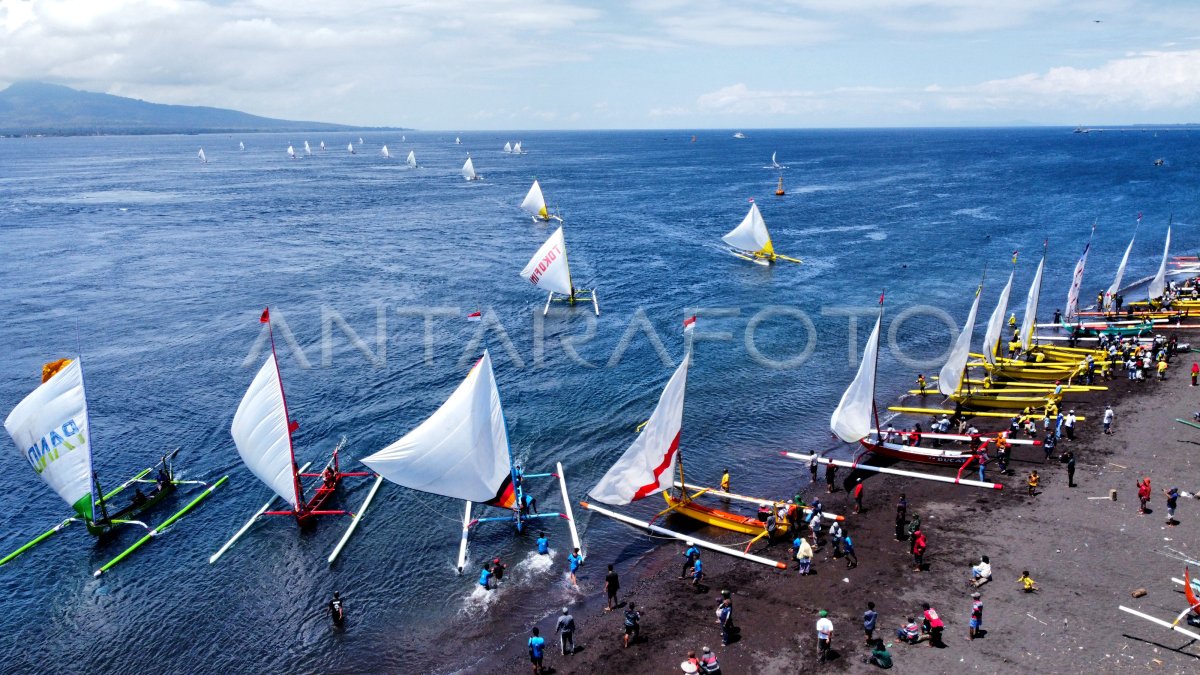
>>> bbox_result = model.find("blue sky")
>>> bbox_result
[3,0,1200,129]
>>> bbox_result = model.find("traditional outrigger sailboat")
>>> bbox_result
[513,141,525,155]
[504,142,512,153]
[462,155,481,181]
[287,145,297,160]
[406,150,418,168]
[381,145,390,159]
[2,358,227,574]
[209,309,382,565]
[347,142,356,155]
[580,353,793,568]
[198,148,208,164]
[520,226,600,316]
[721,200,801,265]
[520,180,562,223]
[304,141,312,156]
[360,350,581,573]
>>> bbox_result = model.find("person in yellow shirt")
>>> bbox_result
[1157,360,1168,380]
[720,469,730,493]
[1017,570,1039,592]
[1027,470,1039,496]
[916,374,927,396]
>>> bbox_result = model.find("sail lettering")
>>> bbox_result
[26,418,85,474]
[528,245,562,285]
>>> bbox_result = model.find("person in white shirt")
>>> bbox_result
[970,555,992,587]
[816,610,834,662]
[1103,406,1114,435]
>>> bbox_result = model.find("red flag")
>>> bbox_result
[878,290,885,305]
[683,315,697,332]
[288,420,299,434]
[747,197,754,203]
[260,308,270,323]
[1186,567,1200,610]
[466,311,482,322]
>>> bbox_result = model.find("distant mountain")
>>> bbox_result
[0,82,403,136]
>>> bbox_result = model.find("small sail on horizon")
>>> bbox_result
[358,137,364,145]
[287,145,296,159]
[504,142,512,153]
[462,155,479,181]
[406,150,417,168]
[347,142,355,155]
[455,136,461,144]
[1149,224,1172,300]
[513,141,524,154]
[381,145,390,159]
[938,285,983,395]
[1019,252,1045,351]
[239,141,245,151]
[320,141,325,151]
[589,354,690,506]
[198,148,207,163]
[361,351,514,505]
[520,180,551,221]
[981,271,1015,366]
[304,141,312,155]
[831,311,881,444]
[4,358,96,520]
[231,353,300,510]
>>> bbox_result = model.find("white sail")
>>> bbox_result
[1149,225,1171,300]
[771,151,780,168]
[231,354,298,509]
[239,141,245,151]
[4,359,95,519]
[406,150,417,168]
[361,351,513,504]
[521,226,573,296]
[590,354,689,506]
[359,137,364,145]
[721,202,773,255]
[830,314,880,443]
[287,145,296,159]
[514,141,523,154]
[504,142,512,153]
[938,287,982,395]
[198,148,207,163]
[347,142,355,154]
[520,180,549,220]
[1019,255,1044,351]
[320,141,325,151]
[455,136,461,144]
[304,141,311,155]
[381,145,390,158]
[981,271,1014,365]
[1065,240,1092,319]
[462,156,477,180]
[1106,233,1135,309]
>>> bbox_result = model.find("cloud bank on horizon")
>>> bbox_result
[3,0,1200,129]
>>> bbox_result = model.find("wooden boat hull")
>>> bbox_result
[88,481,177,536]
[861,439,972,466]
[663,492,777,536]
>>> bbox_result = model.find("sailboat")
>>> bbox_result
[358,137,364,145]
[455,136,462,144]
[2,358,227,574]
[347,142,356,155]
[768,152,786,169]
[304,141,312,156]
[360,350,581,573]
[320,141,326,151]
[198,148,208,164]
[520,226,600,316]
[406,150,418,168]
[721,200,801,265]
[1148,223,1172,302]
[462,155,481,181]
[519,180,561,223]
[579,353,791,569]
[513,141,525,155]
[239,141,245,151]
[287,145,297,160]
[504,142,512,153]
[381,145,390,159]
[1104,218,1138,311]
[209,308,381,565]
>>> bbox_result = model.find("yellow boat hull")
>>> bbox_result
[663,493,785,536]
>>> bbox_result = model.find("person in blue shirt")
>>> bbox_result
[843,532,858,569]
[567,548,583,587]
[528,626,546,674]
[691,557,705,587]
[681,541,701,578]
[536,531,550,555]
[478,563,493,590]
[522,491,539,515]
[862,601,878,643]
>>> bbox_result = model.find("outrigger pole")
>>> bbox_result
[327,474,384,565]
[1118,605,1200,641]
[210,461,311,564]
[782,452,1003,490]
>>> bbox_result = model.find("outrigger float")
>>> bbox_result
[520,225,599,316]
[361,350,582,574]
[2,358,226,575]
[210,309,381,565]
[721,199,801,266]
[1118,567,1200,643]
[582,352,806,566]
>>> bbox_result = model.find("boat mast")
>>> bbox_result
[263,308,305,512]
[78,356,103,524]
[870,292,884,441]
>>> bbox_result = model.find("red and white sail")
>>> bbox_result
[831,314,880,443]
[590,354,690,506]
[521,226,574,296]
[231,353,299,509]
[362,350,513,505]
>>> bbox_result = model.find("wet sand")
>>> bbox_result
[444,338,1200,674]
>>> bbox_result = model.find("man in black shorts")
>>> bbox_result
[623,603,641,648]
[604,565,620,611]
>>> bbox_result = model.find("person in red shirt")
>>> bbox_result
[1191,362,1198,386]
[921,602,944,647]
[1137,477,1152,514]
[912,530,927,572]
[852,478,865,514]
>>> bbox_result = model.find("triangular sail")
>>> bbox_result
[722,202,774,256]
[504,142,512,153]
[304,141,311,155]
[198,148,206,163]
[361,351,513,504]
[514,142,523,153]
[521,226,573,296]
[1106,232,1135,309]
[520,180,549,220]
[1019,255,1044,351]
[938,287,982,395]
[239,141,245,151]
[981,271,1014,366]
[287,145,296,159]
[462,157,477,180]
[406,150,417,168]
[590,354,690,506]
[347,142,354,154]
[830,314,880,443]
[1065,228,1095,319]
[1149,225,1172,300]
[231,354,299,509]
[381,145,390,158]
[4,358,95,520]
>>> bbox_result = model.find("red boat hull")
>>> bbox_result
[860,440,973,466]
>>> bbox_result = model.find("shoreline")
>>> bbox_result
[422,331,1200,674]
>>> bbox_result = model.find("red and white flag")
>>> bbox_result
[683,315,697,333]
[466,311,482,322]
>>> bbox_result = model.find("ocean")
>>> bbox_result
[0,127,1195,673]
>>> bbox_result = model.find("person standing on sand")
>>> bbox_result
[528,627,546,674]
[906,513,921,542]
[1103,405,1114,434]
[826,464,838,493]
[1164,486,1180,526]
[1063,450,1076,487]
[699,646,721,674]
[1064,410,1076,441]
[556,607,576,656]
[852,478,865,513]
[623,603,641,648]
[681,541,701,579]
[567,548,583,587]
[1137,477,1151,514]
[809,511,823,548]
[794,535,814,575]
[1027,471,1039,496]
[1191,362,1198,386]
[863,602,878,643]
[977,447,989,482]
[716,598,733,646]
[912,530,927,571]
[967,593,983,641]
[816,610,834,662]
[691,557,705,588]
[843,531,858,569]
[895,494,908,541]
[604,565,620,611]
[830,520,844,558]
[809,455,819,484]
